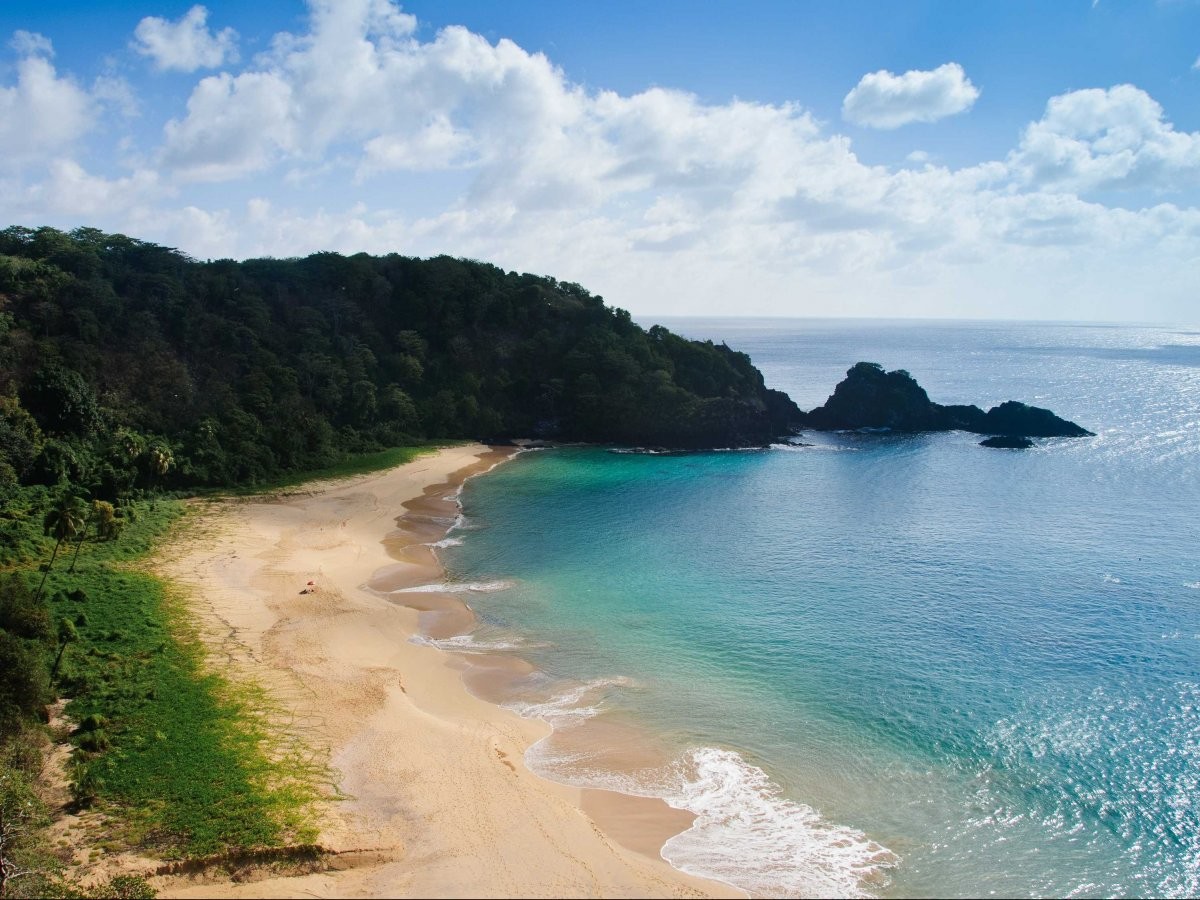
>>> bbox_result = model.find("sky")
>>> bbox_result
[1,1,1199,323]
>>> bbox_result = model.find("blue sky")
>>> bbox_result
[2,1,1198,322]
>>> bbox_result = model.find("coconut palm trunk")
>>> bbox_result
[37,495,87,603]
[67,521,89,573]
[33,535,65,605]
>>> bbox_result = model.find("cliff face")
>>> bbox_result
[803,363,1093,438]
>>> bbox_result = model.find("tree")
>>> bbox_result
[67,500,116,573]
[66,509,90,575]
[0,634,50,746]
[145,443,173,490]
[35,494,86,603]
[0,763,46,899]
[17,364,100,438]
[0,576,50,642]
[93,500,119,541]
[49,618,77,682]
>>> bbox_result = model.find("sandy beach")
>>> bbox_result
[150,443,738,899]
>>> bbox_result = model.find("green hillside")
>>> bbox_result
[0,225,800,498]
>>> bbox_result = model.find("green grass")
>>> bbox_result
[1,443,452,859]
[0,484,53,568]
[37,501,323,857]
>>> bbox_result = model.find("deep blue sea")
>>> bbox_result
[436,319,1200,898]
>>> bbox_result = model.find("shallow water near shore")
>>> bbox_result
[437,319,1200,898]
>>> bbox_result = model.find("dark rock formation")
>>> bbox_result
[979,401,1090,437]
[803,362,1093,438]
[980,435,1035,449]
[804,363,942,431]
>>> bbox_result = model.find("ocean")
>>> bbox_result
[432,319,1200,897]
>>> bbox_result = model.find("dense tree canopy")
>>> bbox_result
[0,226,800,497]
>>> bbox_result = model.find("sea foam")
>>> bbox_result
[504,677,636,728]
[661,748,897,899]
[390,580,514,594]
[510,678,897,898]
[410,633,526,653]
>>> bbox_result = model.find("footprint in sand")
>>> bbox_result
[495,748,516,772]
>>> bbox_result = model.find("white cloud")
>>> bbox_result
[10,30,53,57]
[842,63,980,129]
[359,116,474,175]
[4,2,1200,323]
[113,4,1200,320]
[18,159,163,216]
[0,34,95,164]
[92,75,139,118]
[1010,84,1200,192]
[133,5,238,72]
[162,71,294,180]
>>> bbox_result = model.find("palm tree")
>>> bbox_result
[67,506,91,575]
[50,617,78,681]
[147,444,173,492]
[36,494,87,603]
[67,500,115,573]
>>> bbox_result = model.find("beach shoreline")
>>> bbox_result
[151,443,738,899]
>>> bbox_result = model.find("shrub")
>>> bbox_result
[0,632,50,728]
[96,874,157,898]
[77,729,110,753]
[78,713,106,732]
[69,762,103,806]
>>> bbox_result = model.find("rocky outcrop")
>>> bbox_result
[979,435,1035,449]
[979,401,1091,437]
[802,362,1093,438]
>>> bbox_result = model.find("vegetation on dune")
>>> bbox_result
[0,495,334,896]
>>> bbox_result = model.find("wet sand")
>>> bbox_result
[152,443,739,898]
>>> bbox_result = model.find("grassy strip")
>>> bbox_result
[7,443,446,861]
[41,501,321,858]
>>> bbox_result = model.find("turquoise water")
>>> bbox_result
[435,320,1200,898]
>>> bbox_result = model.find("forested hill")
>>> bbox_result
[0,226,801,493]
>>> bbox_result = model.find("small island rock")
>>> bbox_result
[980,435,1035,449]
[802,362,1093,438]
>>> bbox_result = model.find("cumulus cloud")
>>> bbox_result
[0,33,95,164]
[158,0,833,221]
[162,71,294,180]
[842,63,980,129]
[10,30,53,57]
[359,116,475,175]
[1009,84,1200,192]
[4,1,1200,323]
[17,159,163,216]
[111,4,1200,319]
[133,5,238,72]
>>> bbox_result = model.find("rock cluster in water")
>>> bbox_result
[979,435,1035,449]
[801,362,1093,438]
